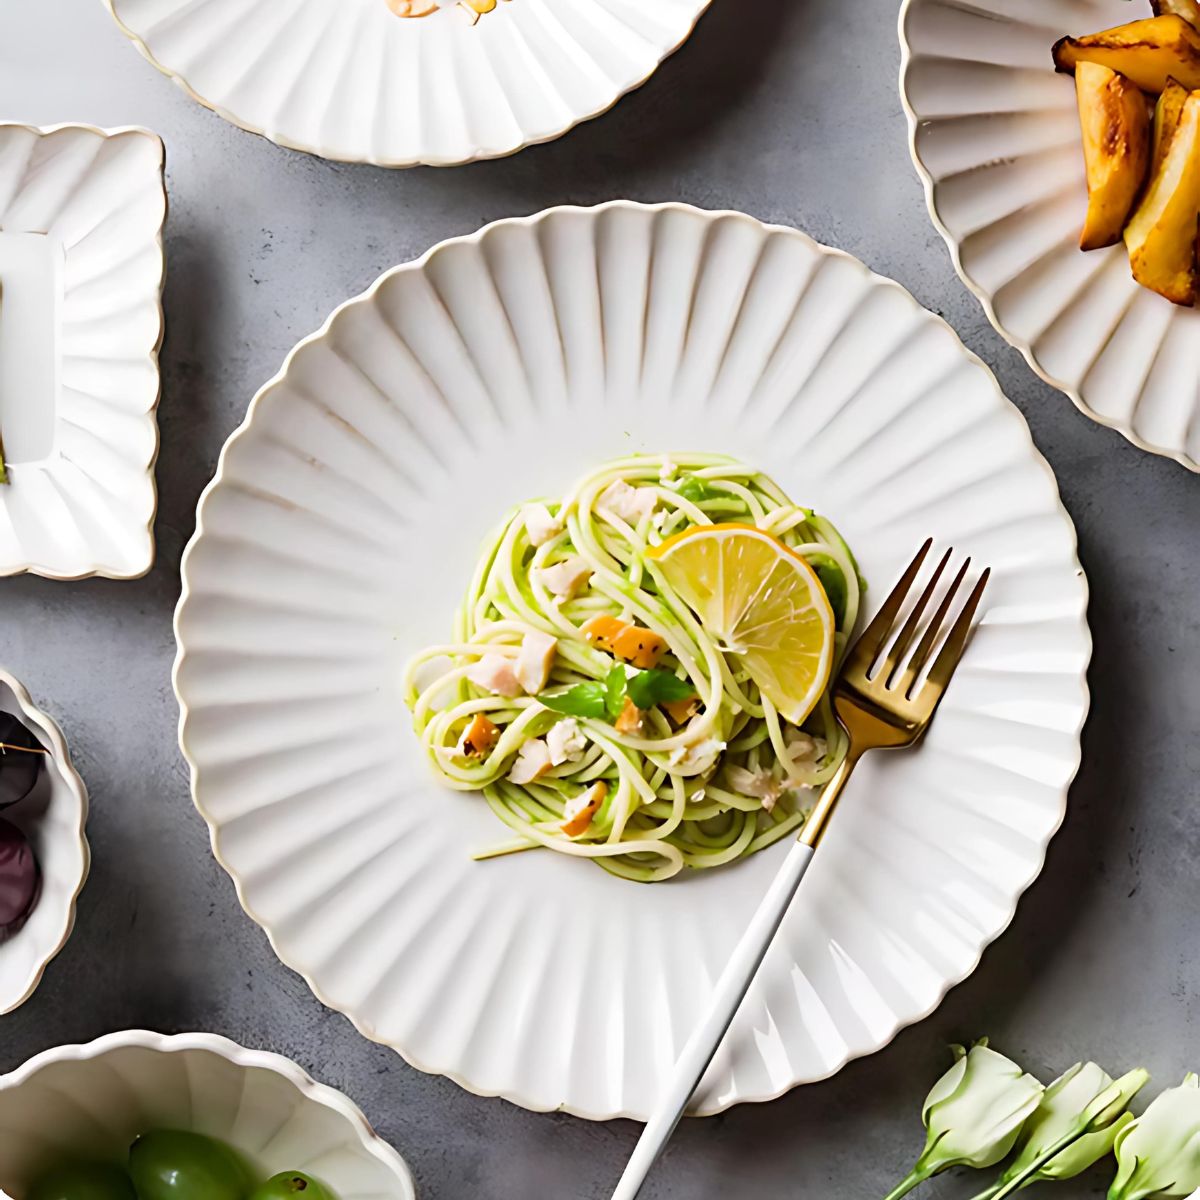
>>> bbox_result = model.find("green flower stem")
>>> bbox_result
[985,1125,1088,1200]
[964,1182,1007,1200]
[881,1165,935,1200]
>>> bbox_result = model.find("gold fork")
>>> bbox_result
[611,539,990,1200]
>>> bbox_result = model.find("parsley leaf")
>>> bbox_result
[539,683,607,720]
[626,668,695,709]
[604,665,628,721]
[542,666,695,722]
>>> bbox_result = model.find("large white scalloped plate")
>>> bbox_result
[103,0,712,168]
[0,1030,415,1198]
[174,202,1090,1120]
[900,0,1200,472]
[0,123,165,579]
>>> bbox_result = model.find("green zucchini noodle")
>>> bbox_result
[402,453,865,883]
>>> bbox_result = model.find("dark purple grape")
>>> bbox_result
[0,711,45,810]
[0,817,38,929]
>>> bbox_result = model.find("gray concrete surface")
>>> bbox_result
[2,1,1198,1197]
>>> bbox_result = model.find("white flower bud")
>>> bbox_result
[1110,1075,1200,1200]
[998,1062,1140,1186]
[885,1041,1043,1200]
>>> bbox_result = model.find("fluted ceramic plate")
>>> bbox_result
[103,0,712,168]
[0,123,165,579]
[0,667,90,1015]
[901,0,1200,471]
[0,1030,414,1197]
[174,202,1090,1120]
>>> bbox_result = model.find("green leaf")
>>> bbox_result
[626,667,695,709]
[539,683,607,720]
[675,475,716,503]
[604,665,628,721]
[816,563,847,627]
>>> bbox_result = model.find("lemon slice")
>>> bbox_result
[647,523,836,724]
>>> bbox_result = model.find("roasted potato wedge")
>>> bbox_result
[1076,62,1151,249]
[1152,77,1190,174]
[1053,15,1200,94]
[1125,91,1200,304]
[1152,0,1200,29]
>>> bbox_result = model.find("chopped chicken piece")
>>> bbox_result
[466,653,522,698]
[534,557,592,600]
[546,718,587,766]
[668,737,726,770]
[725,765,786,812]
[597,478,658,525]
[508,738,553,785]
[523,503,563,547]
[614,697,645,734]
[659,457,678,482]
[785,730,826,764]
[560,781,607,837]
[516,629,557,694]
[456,713,500,759]
[662,696,701,725]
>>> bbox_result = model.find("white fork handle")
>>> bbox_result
[611,838,816,1200]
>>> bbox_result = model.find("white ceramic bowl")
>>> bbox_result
[900,0,1200,472]
[0,1030,416,1198]
[0,667,89,1015]
[174,202,1090,1120]
[103,0,712,168]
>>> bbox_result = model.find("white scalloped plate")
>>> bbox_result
[174,202,1090,1120]
[0,667,90,1015]
[900,0,1200,472]
[0,1030,415,1198]
[0,123,165,579]
[102,0,712,168]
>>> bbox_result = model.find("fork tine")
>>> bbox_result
[844,538,932,675]
[883,547,952,687]
[920,567,991,704]
[896,556,970,697]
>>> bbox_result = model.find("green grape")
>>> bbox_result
[248,1172,337,1200]
[128,1131,250,1200]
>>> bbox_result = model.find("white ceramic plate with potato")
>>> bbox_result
[900,0,1200,472]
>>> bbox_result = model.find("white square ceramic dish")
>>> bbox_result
[0,123,165,579]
